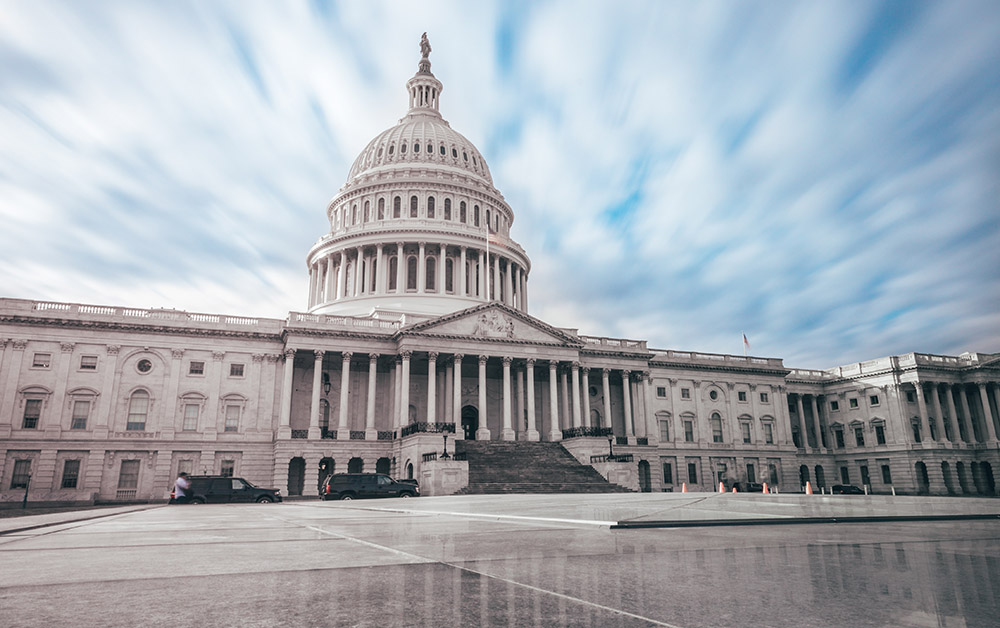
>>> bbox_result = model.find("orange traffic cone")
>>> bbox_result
[718,481,725,493]
[762,482,768,494]
[805,481,813,495]
[732,486,737,493]
[681,483,688,493]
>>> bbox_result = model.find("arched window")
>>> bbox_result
[427,197,435,218]
[388,256,398,291]
[369,258,377,292]
[460,201,467,223]
[452,147,458,158]
[444,198,452,220]
[426,143,432,154]
[393,196,401,218]
[439,145,446,156]
[426,257,436,291]
[463,151,468,161]
[406,256,417,290]
[352,204,358,225]
[410,196,418,218]
[127,390,149,431]
[445,258,454,292]
[344,262,353,296]
[377,197,385,220]
[710,412,723,443]
[388,144,394,155]
[363,200,370,222]
[400,141,407,154]
[474,205,480,227]
[414,142,420,153]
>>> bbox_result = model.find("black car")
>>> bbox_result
[172,476,282,504]
[321,473,419,500]
[831,484,865,495]
[733,482,764,493]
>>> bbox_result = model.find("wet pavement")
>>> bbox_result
[0,494,998,627]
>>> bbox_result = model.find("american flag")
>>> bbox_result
[743,332,750,352]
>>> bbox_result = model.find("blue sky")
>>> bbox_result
[1,1,998,368]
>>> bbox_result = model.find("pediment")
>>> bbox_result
[400,303,580,346]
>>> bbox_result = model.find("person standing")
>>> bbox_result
[173,472,191,504]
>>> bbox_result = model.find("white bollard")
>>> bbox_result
[864,485,869,495]
[891,486,896,496]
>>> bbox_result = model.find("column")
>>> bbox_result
[278,349,295,438]
[559,367,570,430]
[492,254,500,302]
[426,352,438,423]
[946,384,963,442]
[444,360,453,426]
[958,385,976,441]
[602,369,612,432]
[327,254,337,300]
[400,351,412,428]
[571,362,582,429]
[504,260,514,306]
[929,383,947,441]
[337,352,352,437]
[978,383,998,442]
[322,257,330,302]
[164,349,184,434]
[633,376,647,439]
[396,242,405,293]
[622,370,634,439]
[795,394,809,448]
[336,253,345,299]
[477,355,490,440]
[308,350,324,439]
[548,361,560,441]
[809,395,822,449]
[643,373,656,444]
[459,247,468,296]
[502,357,514,440]
[525,359,539,441]
[354,247,363,297]
[776,386,793,446]
[515,365,525,436]
[452,355,464,434]
[521,269,528,312]
[393,356,402,430]
[307,265,316,308]
[914,383,932,443]
[581,368,592,428]
[478,249,486,300]
[375,244,385,295]
[438,245,446,294]
[366,353,378,439]
[418,242,426,293]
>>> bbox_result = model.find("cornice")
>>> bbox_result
[1,315,283,342]
[650,359,790,378]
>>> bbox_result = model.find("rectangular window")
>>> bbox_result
[716,463,727,486]
[869,395,880,406]
[61,459,81,489]
[656,386,667,398]
[220,460,235,478]
[31,353,51,368]
[840,466,850,485]
[860,465,871,486]
[906,391,915,403]
[835,430,845,448]
[849,398,859,409]
[681,388,690,399]
[830,400,840,412]
[11,460,31,489]
[763,423,774,444]
[183,404,199,431]
[659,420,670,442]
[912,423,921,443]
[881,464,892,484]
[71,400,90,430]
[759,392,769,403]
[80,355,98,370]
[738,391,747,402]
[117,460,140,489]
[126,395,148,431]
[22,399,41,429]
[854,427,865,447]
[746,464,756,484]
[178,459,193,475]
[711,416,723,443]
[224,405,240,432]
[189,361,205,375]
[741,422,752,443]
[683,420,694,442]
[662,463,673,484]
[875,425,886,445]
[687,462,698,484]
[229,363,244,378]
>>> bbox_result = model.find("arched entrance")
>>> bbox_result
[287,457,305,496]
[956,461,971,494]
[638,460,651,492]
[814,465,825,490]
[941,461,954,495]
[318,457,335,494]
[406,461,414,479]
[348,457,364,473]
[376,457,391,475]
[799,465,810,488]
[915,461,930,494]
[461,405,479,440]
[982,462,996,495]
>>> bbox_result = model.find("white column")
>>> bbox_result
[622,370,634,439]
[452,354,464,432]
[438,245,446,294]
[309,350,324,439]
[502,357,514,440]
[515,365,525,437]
[308,265,316,307]
[504,260,514,306]
[418,242,426,293]
[914,383,932,443]
[946,385,963,442]
[929,383,946,441]
[366,353,378,439]
[548,361,560,441]
[571,362,582,429]
[459,247,468,296]
[326,255,337,301]
[602,369,612,432]
[400,351,411,428]
[392,356,401,429]
[643,372,656,444]
[492,254,500,302]
[396,242,405,293]
[478,250,486,300]
[526,359,539,441]
[278,349,295,438]
[809,395,822,449]
[426,352,438,423]
[979,383,998,442]
[582,367,591,428]
[477,355,491,440]
[375,244,384,295]
[336,254,345,299]
[354,247,363,297]
[338,351,352,437]
[521,269,528,312]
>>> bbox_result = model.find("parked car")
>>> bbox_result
[831,484,865,495]
[733,482,764,493]
[171,476,282,504]
[321,473,419,500]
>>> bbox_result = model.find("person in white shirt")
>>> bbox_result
[173,472,191,504]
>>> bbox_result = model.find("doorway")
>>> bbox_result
[638,460,651,492]
[287,457,305,496]
[462,405,479,440]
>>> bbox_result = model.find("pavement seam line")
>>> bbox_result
[271,514,683,628]
[301,503,617,527]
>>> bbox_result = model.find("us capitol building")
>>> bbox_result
[2,38,998,504]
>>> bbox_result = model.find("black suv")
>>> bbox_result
[321,473,419,500]
[173,476,282,504]
[831,484,865,495]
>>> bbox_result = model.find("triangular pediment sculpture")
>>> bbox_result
[400,303,580,346]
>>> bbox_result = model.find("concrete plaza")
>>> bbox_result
[1,493,998,627]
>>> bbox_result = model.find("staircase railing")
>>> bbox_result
[562,426,613,439]
[590,453,634,463]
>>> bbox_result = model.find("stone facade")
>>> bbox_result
[1,39,997,504]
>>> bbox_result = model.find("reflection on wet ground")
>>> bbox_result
[0,501,998,627]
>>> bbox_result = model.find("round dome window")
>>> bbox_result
[137,359,153,374]
[452,148,457,158]
[709,390,718,400]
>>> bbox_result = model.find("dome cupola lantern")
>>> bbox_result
[305,35,531,322]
